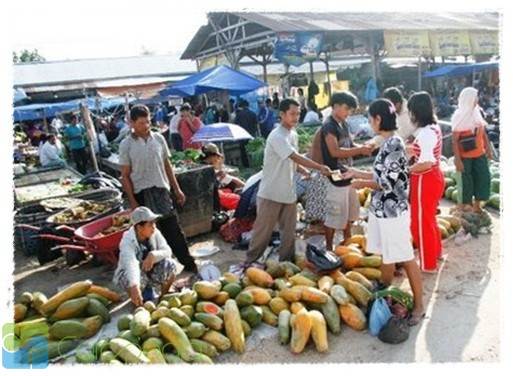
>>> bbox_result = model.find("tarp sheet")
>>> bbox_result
[13,97,132,122]
[160,65,266,97]
[424,61,499,78]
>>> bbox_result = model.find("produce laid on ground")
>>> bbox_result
[13,280,121,361]
[41,234,415,365]
[442,158,500,210]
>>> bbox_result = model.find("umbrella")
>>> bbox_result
[191,123,254,143]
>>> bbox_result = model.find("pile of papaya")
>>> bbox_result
[13,280,120,361]
[16,233,413,363]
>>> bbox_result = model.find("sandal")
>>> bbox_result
[407,312,426,326]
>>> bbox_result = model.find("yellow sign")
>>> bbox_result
[198,54,230,71]
[384,30,431,57]
[469,30,499,55]
[430,31,472,56]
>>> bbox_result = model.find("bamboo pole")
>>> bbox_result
[79,102,99,173]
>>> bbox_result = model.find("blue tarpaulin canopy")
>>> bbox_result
[424,61,499,78]
[13,88,28,104]
[13,97,131,122]
[160,65,267,97]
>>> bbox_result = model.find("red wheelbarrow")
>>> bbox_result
[38,209,132,267]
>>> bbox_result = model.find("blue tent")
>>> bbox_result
[13,88,28,104]
[160,65,267,97]
[424,61,499,78]
[13,97,131,122]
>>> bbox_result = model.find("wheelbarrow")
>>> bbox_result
[36,209,132,267]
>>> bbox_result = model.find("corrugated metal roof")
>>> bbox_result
[233,12,499,32]
[13,54,197,87]
[182,12,499,59]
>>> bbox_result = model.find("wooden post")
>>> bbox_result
[79,102,100,173]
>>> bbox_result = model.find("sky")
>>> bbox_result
[9,1,209,61]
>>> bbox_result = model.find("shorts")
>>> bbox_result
[116,258,176,291]
[367,211,414,264]
[324,184,360,230]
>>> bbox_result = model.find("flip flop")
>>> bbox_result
[407,312,426,326]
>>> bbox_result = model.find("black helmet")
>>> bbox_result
[305,243,342,273]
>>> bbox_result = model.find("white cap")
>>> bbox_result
[131,206,160,225]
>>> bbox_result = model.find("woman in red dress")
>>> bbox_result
[407,92,445,273]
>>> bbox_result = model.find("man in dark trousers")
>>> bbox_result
[235,99,258,167]
[119,105,198,274]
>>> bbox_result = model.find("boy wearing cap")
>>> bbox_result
[113,207,177,306]
[201,143,245,191]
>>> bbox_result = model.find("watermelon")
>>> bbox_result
[445,186,456,200]
[488,194,500,210]
[451,190,459,203]
[444,178,456,188]
[491,179,500,194]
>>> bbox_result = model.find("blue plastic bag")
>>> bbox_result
[369,297,393,336]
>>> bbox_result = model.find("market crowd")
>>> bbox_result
[14,83,495,325]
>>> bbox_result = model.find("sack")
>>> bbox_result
[305,243,342,273]
[369,298,393,336]
[459,130,477,152]
[378,317,410,344]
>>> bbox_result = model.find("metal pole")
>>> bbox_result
[324,53,331,99]
[417,56,422,91]
[79,102,100,173]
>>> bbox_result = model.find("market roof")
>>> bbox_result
[13,54,197,88]
[231,12,499,32]
[182,12,499,60]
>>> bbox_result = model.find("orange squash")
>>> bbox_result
[300,287,329,304]
[279,288,302,303]
[317,276,334,294]
[339,303,367,331]
[308,310,328,352]
[88,285,121,302]
[243,286,272,305]
[342,252,364,269]
[334,245,361,257]
[246,267,274,288]
[290,309,312,354]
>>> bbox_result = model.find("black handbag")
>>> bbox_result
[305,243,342,273]
[459,129,478,152]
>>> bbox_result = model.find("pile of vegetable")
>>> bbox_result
[246,137,265,168]
[442,158,500,210]
[14,280,120,361]
[51,201,110,224]
[56,234,413,365]
[169,149,202,169]
[99,214,131,236]
[296,127,317,154]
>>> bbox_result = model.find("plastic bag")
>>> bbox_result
[369,297,393,336]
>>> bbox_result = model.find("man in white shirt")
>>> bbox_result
[383,87,416,140]
[303,102,321,124]
[168,107,183,151]
[39,134,65,167]
[244,99,331,266]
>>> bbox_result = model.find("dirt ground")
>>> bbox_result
[12,200,501,363]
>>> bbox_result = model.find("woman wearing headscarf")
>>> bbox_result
[406,92,445,273]
[451,87,492,213]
